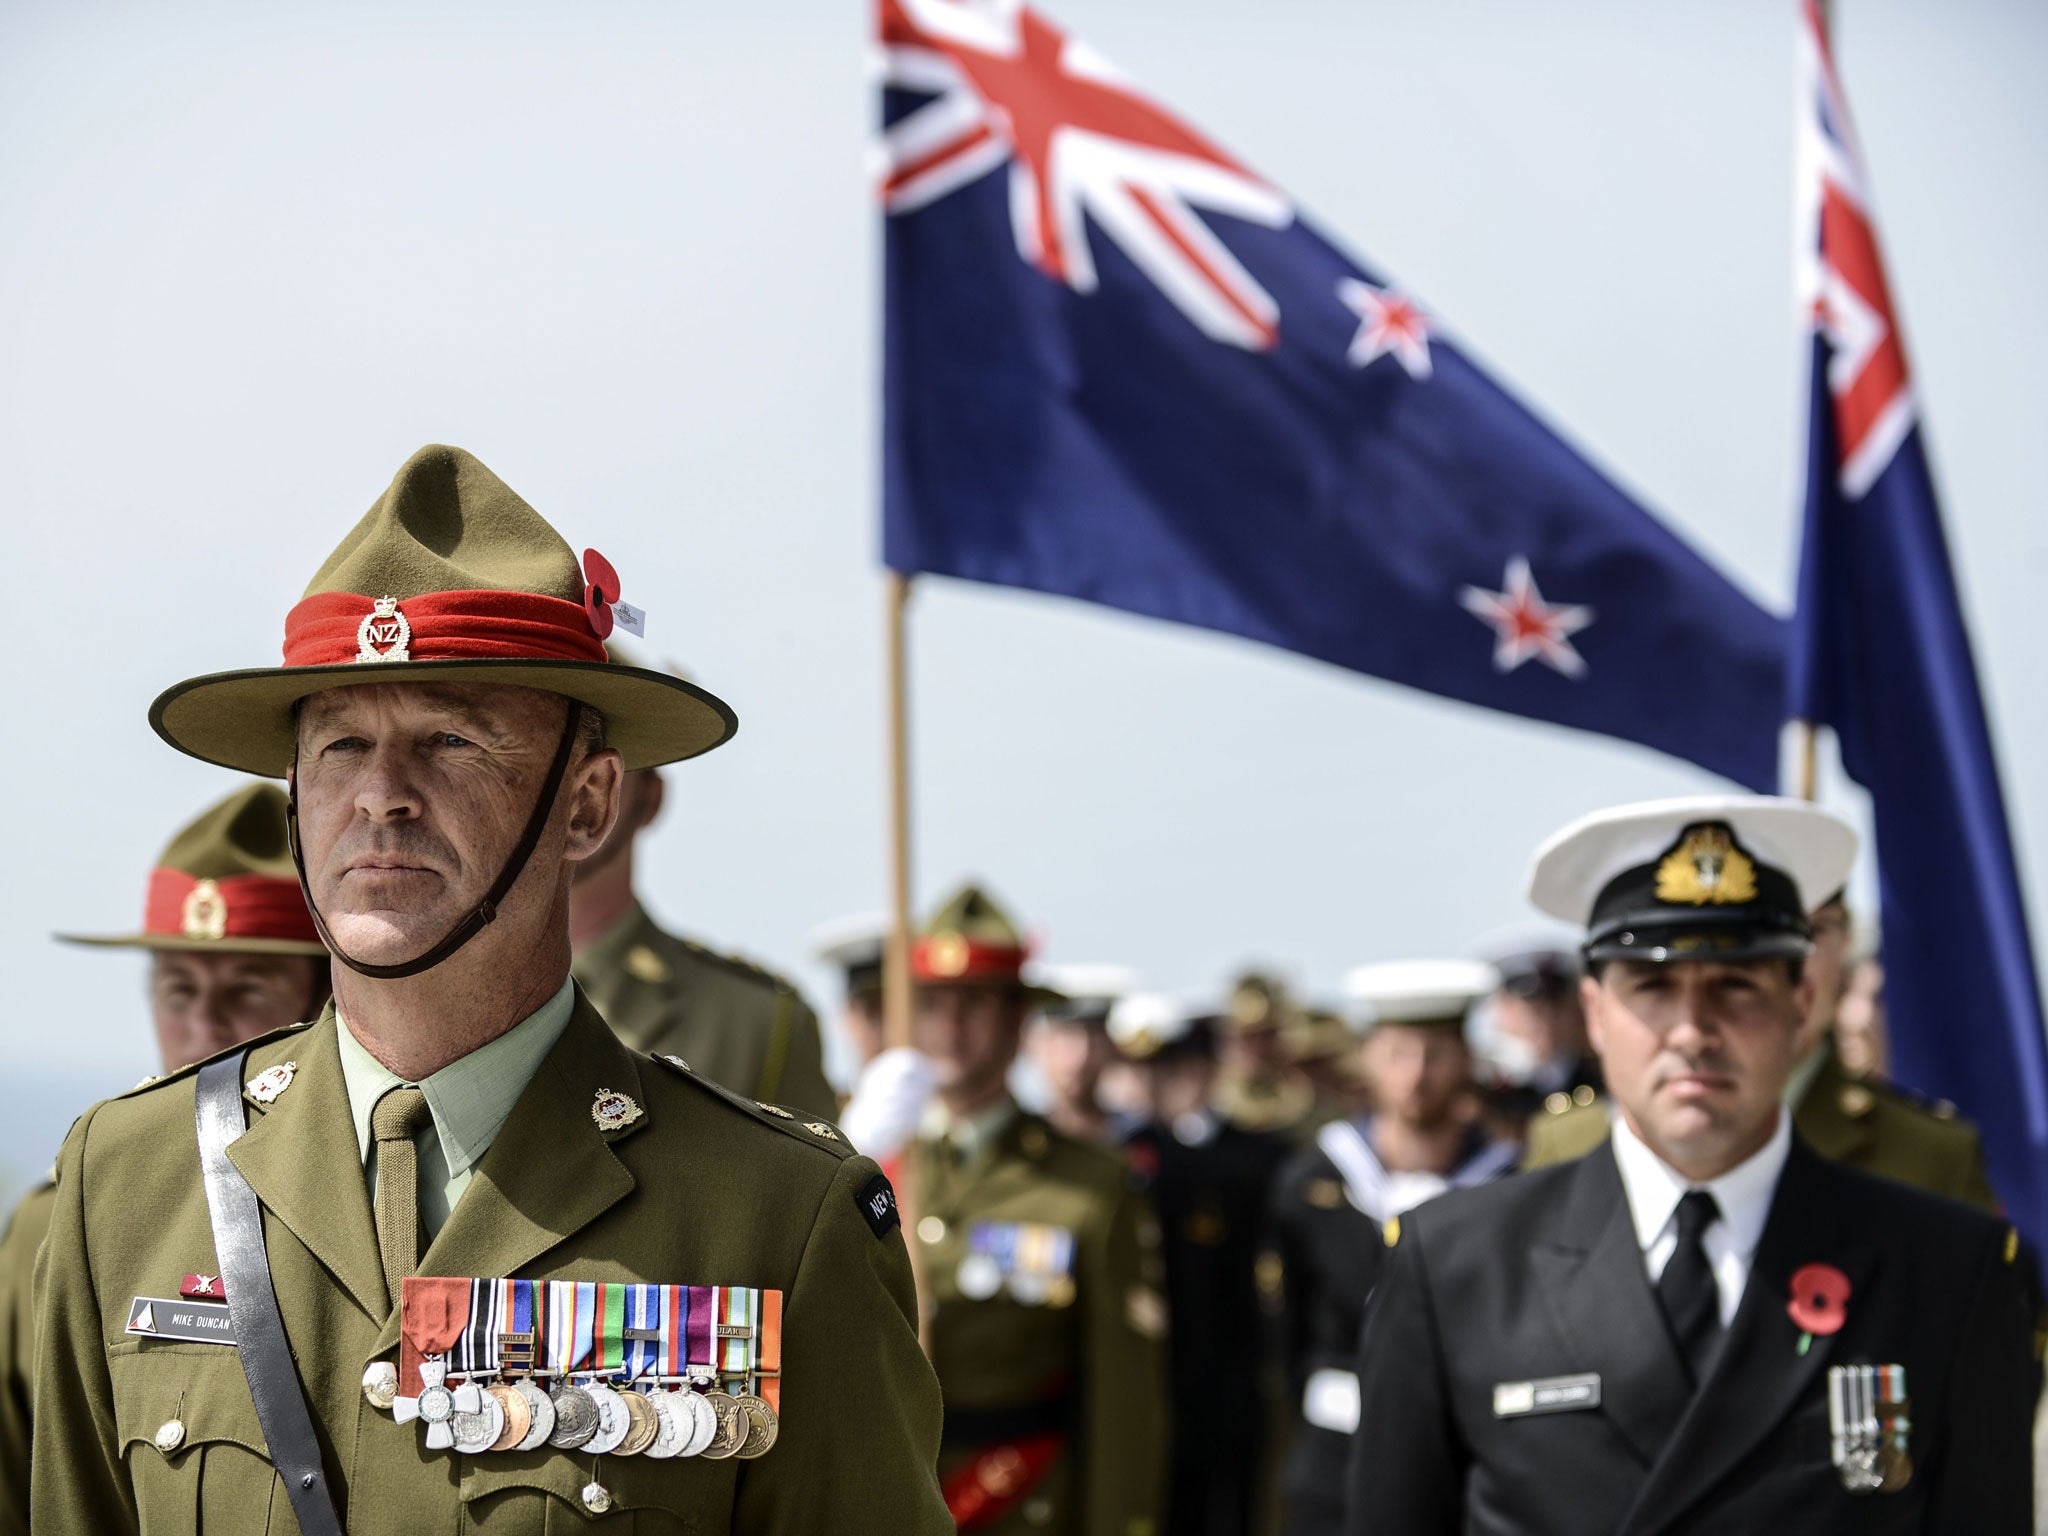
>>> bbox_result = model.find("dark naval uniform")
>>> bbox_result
[1347,1137,2038,1534]
[910,1107,1168,1536]
[0,1181,53,1536]
[576,900,837,1122]
[1522,1044,1998,1211]
[1121,1111,1290,1536]
[1264,1120,1514,1536]
[31,999,948,1534]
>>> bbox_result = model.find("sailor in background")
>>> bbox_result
[1346,796,2039,1535]
[1110,993,1291,1536]
[1262,959,1513,1536]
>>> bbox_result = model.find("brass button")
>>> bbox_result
[1544,1092,1571,1116]
[1572,1084,1597,1108]
[153,1419,186,1453]
[361,1361,398,1411]
[917,1216,947,1245]
[581,1481,613,1514]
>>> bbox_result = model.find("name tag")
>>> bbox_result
[1493,1372,1600,1417]
[127,1296,238,1346]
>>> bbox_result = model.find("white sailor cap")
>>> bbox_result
[1343,959,1500,1030]
[1528,795,1858,963]
[1106,991,1215,1060]
[1036,963,1143,1025]
[807,911,890,991]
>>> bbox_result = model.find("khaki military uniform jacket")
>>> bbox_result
[0,1180,54,1536]
[575,903,836,1123]
[31,994,949,1535]
[910,1110,1167,1536]
[1521,1046,1999,1210]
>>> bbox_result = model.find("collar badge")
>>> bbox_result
[247,1061,297,1104]
[591,1088,644,1132]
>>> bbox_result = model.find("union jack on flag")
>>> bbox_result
[879,0,1788,791]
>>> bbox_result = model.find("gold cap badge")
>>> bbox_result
[181,879,228,941]
[1654,825,1760,907]
[926,932,970,977]
[354,595,411,663]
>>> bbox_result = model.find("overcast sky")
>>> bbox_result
[2,0,2043,1187]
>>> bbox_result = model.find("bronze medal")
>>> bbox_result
[732,1393,779,1460]
[697,1391,748,1460]
[616,1387,660,1457]
[547,1382,599,1450]
[486,1384,531,1451]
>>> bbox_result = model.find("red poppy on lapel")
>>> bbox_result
[1787,1262,1851,1335]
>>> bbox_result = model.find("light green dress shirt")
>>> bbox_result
[336,978,577,1238]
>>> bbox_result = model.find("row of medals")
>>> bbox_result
[374,1360,778,1461]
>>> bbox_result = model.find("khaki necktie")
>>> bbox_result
[371,1086,433,1313]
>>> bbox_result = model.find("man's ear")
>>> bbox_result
[564,748,625,864]
[1580,974,1608,1058]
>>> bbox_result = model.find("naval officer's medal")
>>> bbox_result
[1830,1363,1911,1494]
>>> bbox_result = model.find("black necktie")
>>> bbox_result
[1657,1189,1723,1384]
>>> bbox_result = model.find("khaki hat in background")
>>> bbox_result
[150,444,737,776]
[912,882,1066,1006]
[57,783,327,956]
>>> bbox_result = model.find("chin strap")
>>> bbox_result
[287,702,585,980]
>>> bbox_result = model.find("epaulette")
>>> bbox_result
[108,1020,316,1101]
[1853,1075,1965,1127]
[678,938,799,995]
[644,1051,853,1158]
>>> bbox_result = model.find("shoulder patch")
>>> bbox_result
[856,1170,901,1239]
[644,1051,854,1158]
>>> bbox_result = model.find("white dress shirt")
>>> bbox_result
[1610,1109,1792,1326]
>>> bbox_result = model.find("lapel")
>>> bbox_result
[1792,1048,1871,1165]
[371,994,650,1355]
[914,1109,1047,1219]
[1530,1146,1695,1467]
[1618,1138,1878,1536]
[225,1012,390,1324]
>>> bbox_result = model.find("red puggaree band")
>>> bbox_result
[145,869,321,944]
[282,590,607,667]
[910,937,1030,985]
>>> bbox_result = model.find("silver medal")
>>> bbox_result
[956,1252,1002,1300]
[583,1382,632,1456]
[513,1378,555,1452]
[640,1388,684,1460]
[451,1391,505,1455]
[676,1387,718,1457]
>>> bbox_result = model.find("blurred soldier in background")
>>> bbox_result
[1280,1004,1372,1128]
[570,759,837,1119]
[1524,891,1997,1208]
[1262,960,1514,1536]
[906,884,1167,1536]
[1215,971,1315,1138]
[1109,993,1290,1536]
[812,910,889,1077]
[1834,948,1889,1081]
[1028,964,1140,1145]
[1473,940,1601,1137]
[1,783,329,1536]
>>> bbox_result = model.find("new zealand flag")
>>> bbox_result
[879,0,1785,789]
[1788,1,2048,1249]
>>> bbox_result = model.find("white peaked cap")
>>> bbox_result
[1528,795,1858,926]
[1343,959,1501,1025]
[1037,963,1144,1007]
[808,911,890,969]
[1106,991,1198,1056]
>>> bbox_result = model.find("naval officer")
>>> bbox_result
[31,445,949,1534]
[1,782,329,1536]
[1345,796,2038,1534]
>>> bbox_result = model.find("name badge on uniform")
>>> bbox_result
[1492,1372,1601,1417]
[1829,1363,1911,1494]
[126,1295,238,1346]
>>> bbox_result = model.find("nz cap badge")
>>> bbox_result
[355,595,412,664]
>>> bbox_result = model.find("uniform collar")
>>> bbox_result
[1610,1105,1791,1259]
[920,1094,1020,1163]
[572,896,656,972]
[336,976,577,1178]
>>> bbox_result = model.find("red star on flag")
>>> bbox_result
[1336,277,1433,379]
[1458,558,1594,678]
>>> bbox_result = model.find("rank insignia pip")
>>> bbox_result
[591,1088,644,1132]
[247,1061,297,1104]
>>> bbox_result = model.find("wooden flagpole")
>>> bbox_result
[1793,721,1818,803]
[884,571,916,1052]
